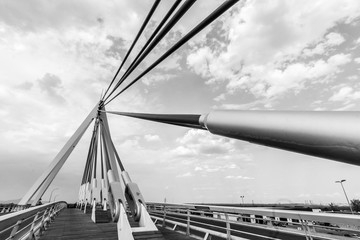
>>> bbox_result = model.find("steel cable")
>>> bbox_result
[105,0,239,105]
[102,0,161,100]
[104,0,195,102]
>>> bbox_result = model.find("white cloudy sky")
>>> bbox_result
[1,0,360,205]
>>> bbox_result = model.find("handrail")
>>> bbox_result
[147,202,360,239]
[0,201,67,240]
[152,215,248,240]
[0,204,31,214]
[148,202,360,227]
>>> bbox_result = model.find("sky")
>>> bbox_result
[0,0,360,206]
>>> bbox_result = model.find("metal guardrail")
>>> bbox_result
[0,204,31,215]
[0,201,67,240]
[147,203,360,240]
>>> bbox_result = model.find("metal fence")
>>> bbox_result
[0,204,32,215]
[0,202,67,240]
[147,203,360,240]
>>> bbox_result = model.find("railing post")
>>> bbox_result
[9,219,22,240]
[300,219,313,240]
[44,206,54,228]
[162,206,167,227]
[54,204,62,216]
[204,232,210,240]
[225,213,231,240]
[50,205,57,221]
[84,199,87,213]
[250,214,256,224]
[103,198,108,211]
[186,209,190,236]
[91,198,97,223]
[27,211,40,240]
[38,208,49,234]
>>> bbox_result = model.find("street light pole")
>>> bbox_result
[335,179,354,214]
[48,188,59,203]
[240,195,244,205]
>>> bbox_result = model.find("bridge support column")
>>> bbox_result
[91,199,97,223]
[19,103,99,206]
[117,202,134,240]
[137,204,158,231]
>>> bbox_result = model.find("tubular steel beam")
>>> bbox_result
[81,121,99,185]
[199,111,360,166]
[99,110,121,181]
[105,111,205,130]
[19,102,100,206]
[107,110,360,167]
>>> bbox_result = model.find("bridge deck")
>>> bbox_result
[40,208,196,240]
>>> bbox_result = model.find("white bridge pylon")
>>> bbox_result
[19,103,100,206]
[19,101,158,239]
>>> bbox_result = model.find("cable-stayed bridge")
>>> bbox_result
[1,0,360,239]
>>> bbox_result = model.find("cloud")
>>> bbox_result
[176,172,193,178]
[356,37,360,45]
[16,81,33,90]
[216,0,359,66]
[192,186,216,191]
[169,129,253,180]
[186,46,214,78]
[214,93,226,102]
[0,20,119,107]
[355,58,360,64]
[186,0,360,104]
[171,146,196,158]
[326,32,346,46]
[142,73,176,86]
[334,103,356,110]
[214,99,270,110]
[38,73,66,104]
[225,53,352,99]
[174,129,236,157]
[303,32,345,57]
[329,85,360,103]
[327,53,352,66]
[225,175,254,180]
[0,0,151,42]
[144,134,160,141]
[193,163,240,174]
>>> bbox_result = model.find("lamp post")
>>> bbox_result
[48,188,59,203]
[240,195,244,205]
[335,179,354,214]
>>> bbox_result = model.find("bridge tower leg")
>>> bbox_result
[18,103,100,206]
[92,108,160,239]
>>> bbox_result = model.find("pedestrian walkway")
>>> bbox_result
[40,208,197,240]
